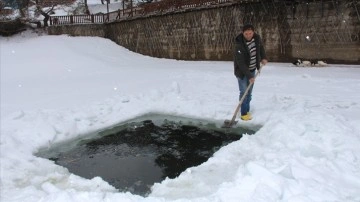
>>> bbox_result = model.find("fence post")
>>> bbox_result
[130,0,133,17]
[70,15,74,24]
[122,0,125,16]
[91,14,94,23]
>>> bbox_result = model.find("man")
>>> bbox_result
[234,24,268,121]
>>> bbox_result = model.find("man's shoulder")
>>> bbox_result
[235,33,244,41]
[253,33,263,41]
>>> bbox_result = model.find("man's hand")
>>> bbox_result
[261,59,268,66]
[249,77,255,84]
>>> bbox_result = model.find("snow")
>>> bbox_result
[1,31,360,202]
[87,2,124,14]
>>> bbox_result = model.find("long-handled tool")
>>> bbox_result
[222,66,263,128]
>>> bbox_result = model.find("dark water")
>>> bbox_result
[36,114,256,196]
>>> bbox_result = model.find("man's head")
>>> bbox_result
[242,24,255,41]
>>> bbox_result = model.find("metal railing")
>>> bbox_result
[49,0,235,25]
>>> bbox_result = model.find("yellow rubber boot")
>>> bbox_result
[241,112,252,121]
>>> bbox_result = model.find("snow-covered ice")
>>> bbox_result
[1,32,360,202]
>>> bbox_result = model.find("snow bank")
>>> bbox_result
[1,33,360,201]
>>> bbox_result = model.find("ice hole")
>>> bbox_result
[36,113,257,196]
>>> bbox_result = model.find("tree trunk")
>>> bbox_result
[84,0,90,14]
[43,15,49,27]
[37,5,54,27]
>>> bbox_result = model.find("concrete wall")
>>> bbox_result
[48,1,360,64]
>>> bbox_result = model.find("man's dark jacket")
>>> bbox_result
[234,33,267,79]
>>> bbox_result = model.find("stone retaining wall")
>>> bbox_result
[47,1,360,64]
